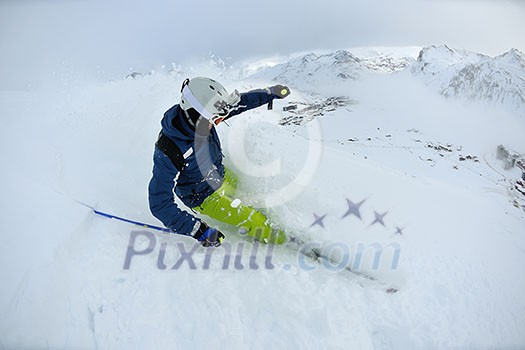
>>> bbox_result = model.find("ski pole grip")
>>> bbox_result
[268,99,273,110]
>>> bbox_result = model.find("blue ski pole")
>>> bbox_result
[78,201,172,233]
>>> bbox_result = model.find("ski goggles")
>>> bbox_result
[181,85,241,125]
[210,115,226,125]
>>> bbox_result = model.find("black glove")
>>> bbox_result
[193,221,225,247]
[266,84,291,99]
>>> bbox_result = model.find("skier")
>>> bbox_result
[148,77,291,247]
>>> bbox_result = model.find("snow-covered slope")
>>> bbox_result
[412,45,525,115]
[1,46,525,349]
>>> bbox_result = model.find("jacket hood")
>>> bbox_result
[161,104,215,143]
[161,104,196,143]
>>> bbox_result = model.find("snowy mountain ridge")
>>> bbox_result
[246,50,363,86]
[244,48,417,88]
[240,45,525,114]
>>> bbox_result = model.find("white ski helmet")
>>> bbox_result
[180,77,241,124]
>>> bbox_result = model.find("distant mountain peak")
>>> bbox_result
[496,48,525,69]
[332,50,361,65]
[412,45,525,114]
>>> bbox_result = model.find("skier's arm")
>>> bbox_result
[226,85,291,119]
[148,148,200,236]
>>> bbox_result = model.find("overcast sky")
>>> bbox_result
[1,0,524,89]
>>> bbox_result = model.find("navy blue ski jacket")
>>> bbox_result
[148,89,275,235]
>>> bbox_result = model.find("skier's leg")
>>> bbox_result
[219,167,239,198]
[194,174,285,244]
